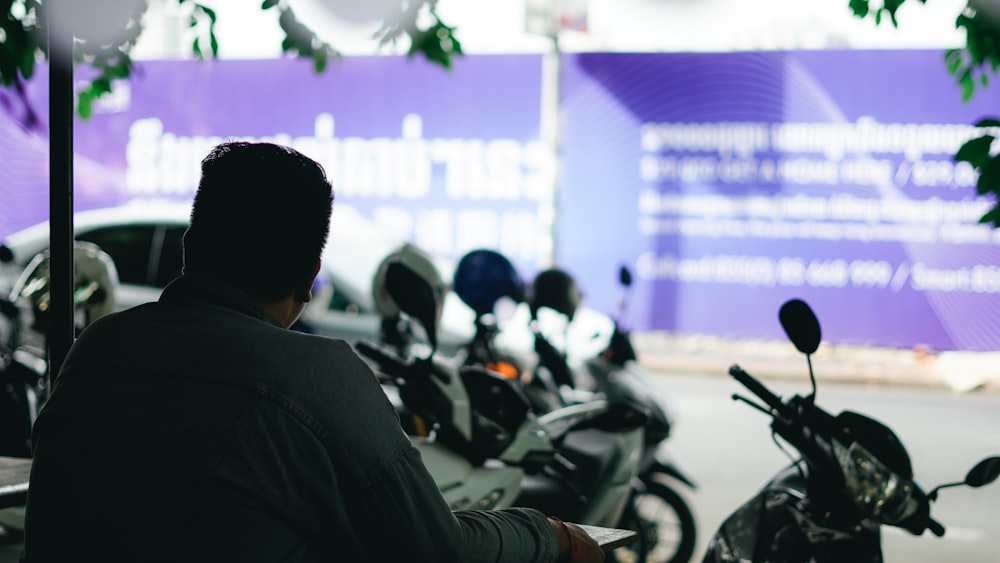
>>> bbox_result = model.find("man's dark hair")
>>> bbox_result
[183,141,334,301]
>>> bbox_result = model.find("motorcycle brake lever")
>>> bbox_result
[732,393,774,416]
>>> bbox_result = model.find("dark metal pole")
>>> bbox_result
[47,2,75,384]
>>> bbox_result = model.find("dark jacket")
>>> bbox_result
[21,273,556,562]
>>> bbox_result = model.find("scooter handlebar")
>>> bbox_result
[355,340,409,379]
[729,364,785,415]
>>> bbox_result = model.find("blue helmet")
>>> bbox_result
[452,249,524,317]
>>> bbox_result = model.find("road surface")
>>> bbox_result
[654,370,1000,563]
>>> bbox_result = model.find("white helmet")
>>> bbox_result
[12,241,120,331]
[372,243,445,318]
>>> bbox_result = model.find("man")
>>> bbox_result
[21,142,602,562]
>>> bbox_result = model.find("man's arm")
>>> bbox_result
[354,444,559,562]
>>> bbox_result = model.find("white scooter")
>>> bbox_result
[527,265,698,563]
[355,260,648,530]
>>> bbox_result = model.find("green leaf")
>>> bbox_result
[90,77,112,96]
[849,0,870,18]
[313,48,328,73]
[976,156,1000,196]
[955,135,994,167]
[77,91,95,119]
[945,49,964,75]
[0,52,17,87]
[975,118,1000,127]
[199,5,217,23]
[961,70,976,101]
[105,61,132,79]
[885,0,905,14]
[980,206,1000,226]
[17,45,36,80]
[262,0,279,8]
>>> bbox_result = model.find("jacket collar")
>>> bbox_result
[159,273,283,328]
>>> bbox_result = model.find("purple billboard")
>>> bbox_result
[557,51,1000,351]
[0,55,551,273]
[3,51,1000,351]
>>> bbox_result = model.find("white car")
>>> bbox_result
[1,202,614,362]
[0,202,481,352]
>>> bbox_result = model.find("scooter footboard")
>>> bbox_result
[413,437,524,511]
[513,427,641,527]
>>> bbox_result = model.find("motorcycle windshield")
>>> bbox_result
[832,410,919,525]
[833,440,919,525]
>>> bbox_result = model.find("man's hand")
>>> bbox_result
[548,517,604,563]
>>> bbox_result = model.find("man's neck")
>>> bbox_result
[255,295,303,329]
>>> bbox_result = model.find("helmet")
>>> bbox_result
[452,249,524,318]
[530,268,581,322]
[372,243,444,318]
[11,241,120,332]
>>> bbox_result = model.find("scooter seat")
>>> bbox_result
[513,428,622,521]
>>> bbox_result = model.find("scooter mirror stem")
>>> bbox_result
[926,481,963,501]
[806,354,817,402]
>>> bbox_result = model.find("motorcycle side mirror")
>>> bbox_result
[779,299,821,355]
[385,261,439,355]
[965,456,1000,488]
[779,298,821,399]
[928,456,1000,500]
[619,265,632,288]
[0,244,13,263]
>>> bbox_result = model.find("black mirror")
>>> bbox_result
[928,455,1000,500]
[619,265,632,288]
[779,299,821,355]
[965,456,1000,488]
[385,261,439,354]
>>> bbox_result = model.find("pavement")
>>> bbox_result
[632,331,1000,394]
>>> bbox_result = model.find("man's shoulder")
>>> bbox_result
[251,330,381,402]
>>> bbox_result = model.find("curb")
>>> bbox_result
[632,332,1000,394]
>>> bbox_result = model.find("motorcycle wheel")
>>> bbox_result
[610,479,696,563]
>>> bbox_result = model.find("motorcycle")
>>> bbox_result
[703,298,1000,562]
[527,264,698,563]
[0,244,39,460]
[0,241,119,543]
[357,259,649,533]
[0,240,119,457]
[440,249,697,562]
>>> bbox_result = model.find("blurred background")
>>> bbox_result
[2,2,1000,561]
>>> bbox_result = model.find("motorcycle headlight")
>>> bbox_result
[833,440,918,524]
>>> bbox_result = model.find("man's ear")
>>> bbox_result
[294,258,323,303]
